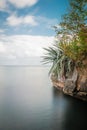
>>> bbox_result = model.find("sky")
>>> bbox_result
[0,0,69,65]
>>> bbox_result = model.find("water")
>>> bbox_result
[0,66,87,130]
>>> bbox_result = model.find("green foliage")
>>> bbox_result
[55,0,87,64]
[42,44,75,78]
[59,25,87,63]
[42,0,87,78]
[59,0,87,34]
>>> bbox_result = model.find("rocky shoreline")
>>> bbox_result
[51,67,87,102]
[51,80,87,101]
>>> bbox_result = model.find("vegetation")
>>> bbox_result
[42,0,87,79]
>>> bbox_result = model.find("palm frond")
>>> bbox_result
[42,43,75,78]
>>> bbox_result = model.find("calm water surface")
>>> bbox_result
[0,66,87,130]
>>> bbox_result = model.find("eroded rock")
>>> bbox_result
[63,79,76,95]
[51,66,87,101]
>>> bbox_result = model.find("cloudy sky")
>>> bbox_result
[0,0,68,65]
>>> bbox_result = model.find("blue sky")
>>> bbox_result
[0,0,69,65]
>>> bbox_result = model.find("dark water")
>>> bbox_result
[0,66,87,130]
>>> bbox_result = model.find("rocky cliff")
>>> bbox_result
[51,64,87,101]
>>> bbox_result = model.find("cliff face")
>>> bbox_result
[51,64,87,101]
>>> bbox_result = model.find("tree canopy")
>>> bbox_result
[55,0,87,35]
[43,0,87,78]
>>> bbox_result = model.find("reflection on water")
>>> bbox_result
[0,66,87,130]
[52,87,87,130]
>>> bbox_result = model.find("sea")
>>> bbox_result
[0,66,87,130]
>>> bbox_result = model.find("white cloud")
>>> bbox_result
[24,16,37,26]
[6,15,23,26]
[0,0,7,11]
[0,35,54,60]
[6,14,38,26]
[8,0,38,8]
[0,0,38,12]
[0,29,5,33]
[0,43,6,53]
